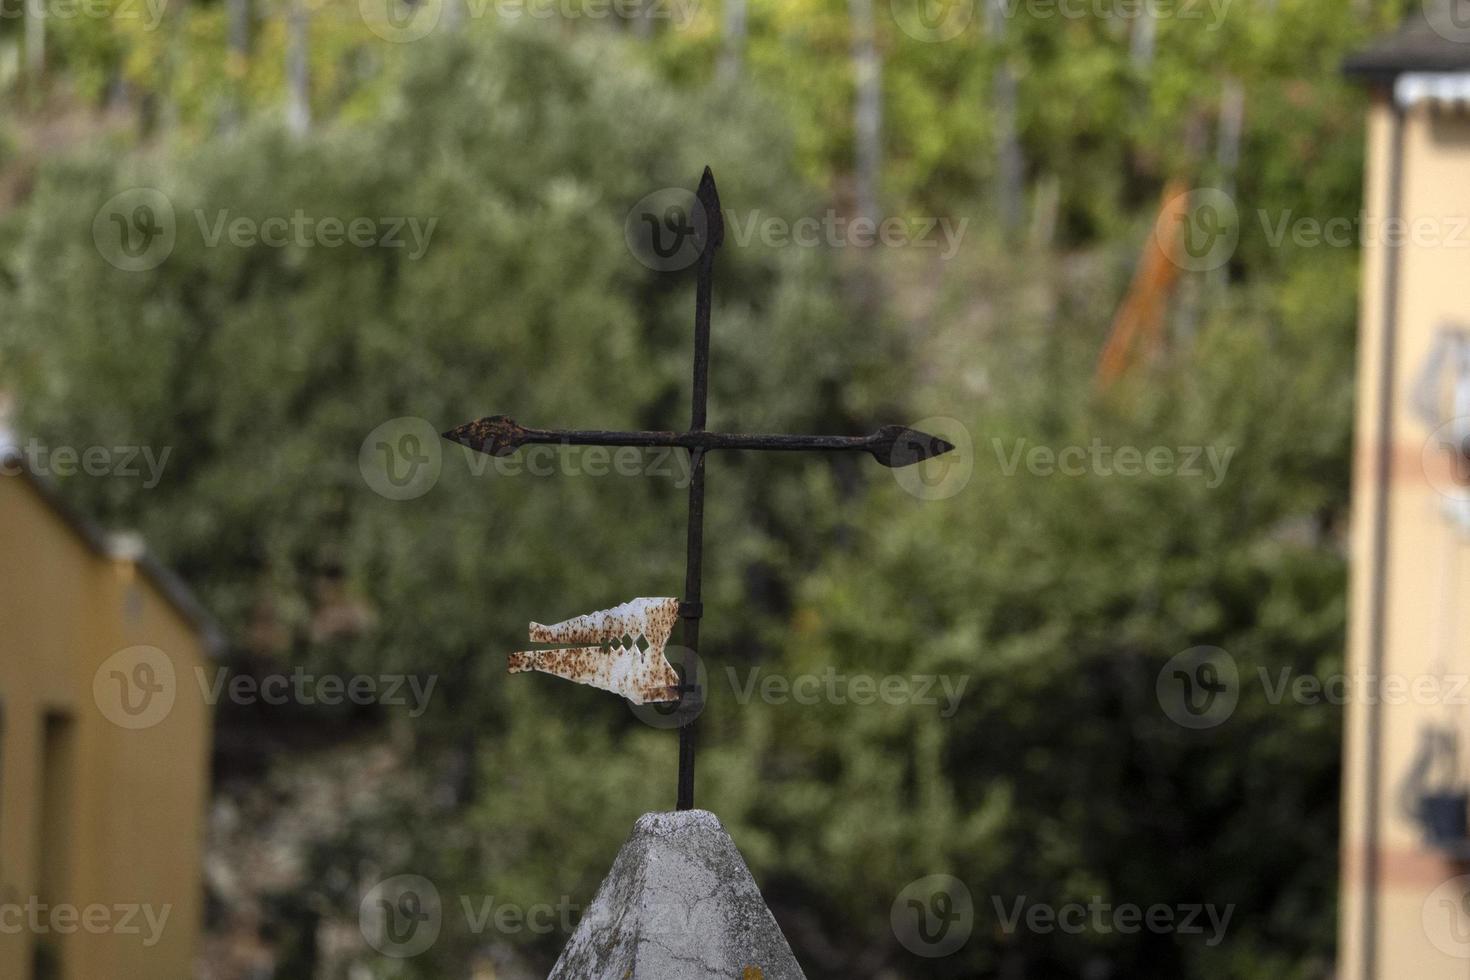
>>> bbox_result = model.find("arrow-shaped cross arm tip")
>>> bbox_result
[442,415,528,457]
[867,425,957,468]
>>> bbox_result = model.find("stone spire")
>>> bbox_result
[550,810,806,980]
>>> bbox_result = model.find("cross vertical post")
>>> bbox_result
[677,168,724,810]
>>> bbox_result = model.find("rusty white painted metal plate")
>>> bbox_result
[508,597,681,704]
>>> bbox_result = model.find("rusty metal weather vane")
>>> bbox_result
[508,597,682,705]
[444,167,954,811]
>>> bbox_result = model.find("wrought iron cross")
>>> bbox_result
[443,167,954,811]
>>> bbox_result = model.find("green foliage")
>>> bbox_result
[645,0,1404,241]
[1,0,1385,976]
[1,25,907,975]
[20,0,1406,236]
[752,241,1357,975]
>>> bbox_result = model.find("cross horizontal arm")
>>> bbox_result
[443,415,955,469]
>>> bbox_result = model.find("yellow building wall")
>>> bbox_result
[0,472,213,980]
[1341,96,1470,979]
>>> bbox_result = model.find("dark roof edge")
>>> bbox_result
[1343,57,1470,80]
[1342,4,1470,81]
[4,454,227,657]
[1341,55,1401,80]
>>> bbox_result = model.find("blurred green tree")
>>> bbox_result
[1,24,910,976]
[1,7,1369,978]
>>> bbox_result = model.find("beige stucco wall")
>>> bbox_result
[0,472,213,980]
[1340,92,1470,979]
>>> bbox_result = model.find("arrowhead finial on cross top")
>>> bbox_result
[697,166,725,252]
[443,167,955,812]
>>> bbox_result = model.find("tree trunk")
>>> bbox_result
[1207,77,1245,297]
[1129,8,1156,71]
[229,0,250,62]
[986,0,1023,235]
[443,0,466,33]
[24,0,45,84]
[631,0,654,38]
[222,0,250,128]
[849,0,882,225]
[286,0,311,137]
[718,0,746,82]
